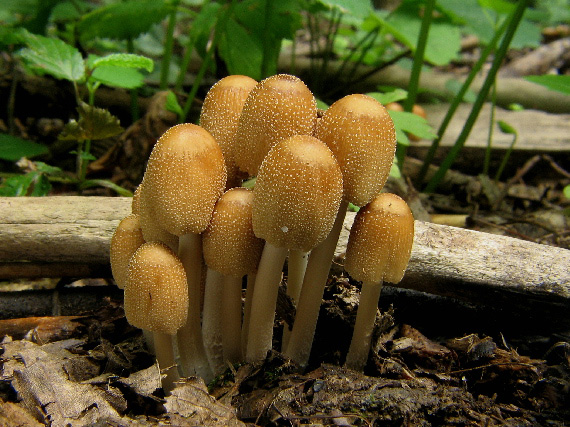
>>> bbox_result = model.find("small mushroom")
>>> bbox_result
[246,134,343,363]
[110,213,145,290]
[233,74,317,177]
[142,123,226,380]
[285,94,397,368]
[199,75,258,188]
[202,187,263,372]
[343,193,414,370]
[124,242,189,393]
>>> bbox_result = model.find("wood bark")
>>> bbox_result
[1,197,569,314]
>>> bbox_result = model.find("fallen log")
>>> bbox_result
[1,197,569,317]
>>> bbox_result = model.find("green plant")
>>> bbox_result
[1,30,154,196]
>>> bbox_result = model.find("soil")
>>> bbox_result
[1,22,569,427]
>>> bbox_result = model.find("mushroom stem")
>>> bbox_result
[245,242,288,363]
[284,199,348,367]
[344,281,383,371]
[222,275,243,364]
[176,233,213,381]
[201,268,225,375]
[281,249,309,350]
[241,273,256,357]
[153,331,180,394]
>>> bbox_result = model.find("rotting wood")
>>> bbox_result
[1,197,569,312]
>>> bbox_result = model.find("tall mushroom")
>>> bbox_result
[124,242,189,393]
[245,134,343,363]
[285,94,396,368]
[110,213,145,290]
[343,193,414,370]
[142,123,226,381]
[199,75,258,189]
[201,187,264,373]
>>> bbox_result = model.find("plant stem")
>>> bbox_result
[180,0,236,122]
[494,131,518,182]
[423,0,530,193]
[160,0,180,90]
[396,0,435,169]
[483,82,497,176]
[260,0,275,79]
[415,16,509,187]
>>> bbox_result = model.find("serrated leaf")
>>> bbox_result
[388,110,437,140]
[78,0,170,44]
[17,32,85,82]
[90,66,145,89]
[525,75,570,95]
[0,133,49,161]
[367,89,408,105]
[60,102,123,141]
[91,53,154,73]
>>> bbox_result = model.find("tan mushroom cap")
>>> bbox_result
[315,94,396,207]
[124,242,189,335]
[344,193,414,284]
[110,213,145,289]
[233,74,317,177]
[143,123,226,236]
[200,75,257,185]
[131,183,142,215]
[202,187,264,277]
[138,183,179,251]
[252,134,343,252]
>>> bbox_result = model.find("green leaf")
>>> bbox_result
[17,31,85,82]
[388,110,437,141]
[90,53,154,73]
[78,0,170,44]
[315,0,373,18]
[525,75,570,95]
[563,185,570,200]
[59,102,123,141]
[445,78,477,102]
[0,171,51,197]
[165,91,183,117]
[497,120,517,135]
[367,89,408,105]
[0,133,49,161]
[90,66,146,89]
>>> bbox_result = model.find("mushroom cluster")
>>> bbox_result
[110,73,414,392]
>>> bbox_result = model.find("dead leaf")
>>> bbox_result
[164,377,246,427]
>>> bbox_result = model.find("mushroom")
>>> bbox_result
[285,94,396,368]
[110,213,145,290]
[343,193,414,370]
[142,123,226,381]
[201,187,263,372]
[232,74,317,177]
[199,75,258,188]
[124,242,189,393]
[245,134,343,363]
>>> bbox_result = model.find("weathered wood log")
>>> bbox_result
[1,197,569,317]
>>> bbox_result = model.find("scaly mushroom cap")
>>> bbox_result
[200,75,257,186]
[138,182,179,251]
[131,183,142,215]
[203,187,264,277]
[143,123,226,236]
[252,134,343,252]
[233,74,317,176]
[125,242,189,335]
[314,94,396,207]
[344,193,414,284]
[110,213,145,289]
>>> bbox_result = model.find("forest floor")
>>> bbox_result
[0,24,569,427]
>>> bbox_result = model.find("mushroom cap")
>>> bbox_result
[252,134,343,252]
[143,123,226,236]
[124,242,189,335]
[110,213,145,289]
[202,187,264,277]
[344,193,414,284]
[131,183,142,215]
[233,74,317,177]
[199,75,257,185]
[138,182,179,251]
[314,94,396,207]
